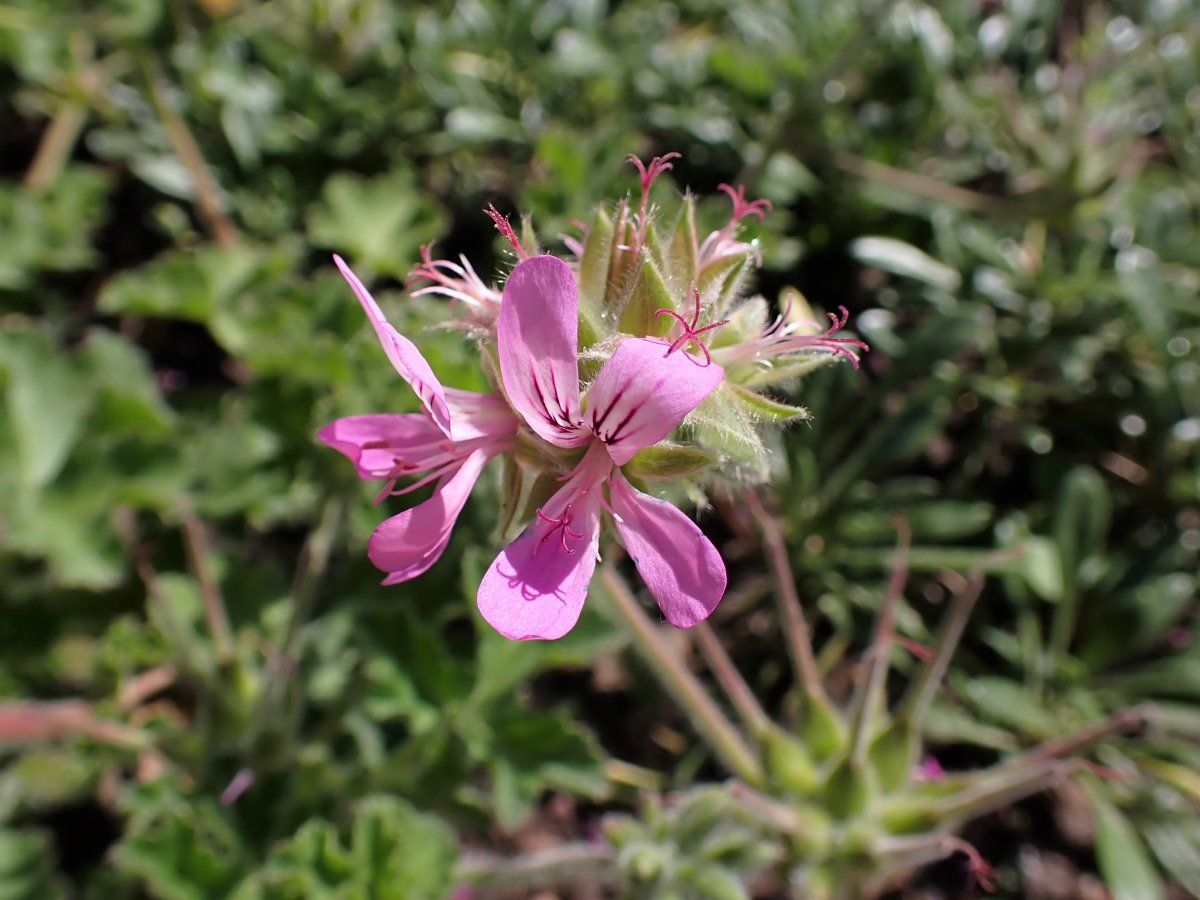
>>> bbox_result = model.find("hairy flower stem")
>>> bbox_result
[141,60,239,248]
[1005,705,1152,769]
[693,621,772,738]
[23,101,87,190]
[848,520,911,764]
[743,492,827,708]
[895,572,984,729]
[935,761,1069,829]
[598,564,765,787]
[456,843,618,891]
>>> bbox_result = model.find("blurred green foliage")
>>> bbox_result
[1,0,1198,897]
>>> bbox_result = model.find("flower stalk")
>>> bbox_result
[597,564,765,787]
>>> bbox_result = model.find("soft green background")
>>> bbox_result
[1,0,1198,897]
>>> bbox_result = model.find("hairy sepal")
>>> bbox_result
[624,442,716,483]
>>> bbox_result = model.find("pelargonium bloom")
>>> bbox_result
[478,255,727,640]
[319,256,518,583]
[320,153,868,641]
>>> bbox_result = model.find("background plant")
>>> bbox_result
[1,0,1197,897]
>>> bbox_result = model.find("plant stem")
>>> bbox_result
[848,519,910,763]
[181,511,234,665]
[935,761,1068,828]
[743,491,827,707]
[23,102,87,190]
[1008,705,1151,768]
[456,842,617,891]
[693,621,771,738]
[597,565,764,787]
[896,572,984,728]
[142,61,239,248]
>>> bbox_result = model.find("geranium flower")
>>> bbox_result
[319,256,518,583]
[477,255,728,640]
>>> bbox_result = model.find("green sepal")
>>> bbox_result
[577,205,614,346]
[820,756,874,820]
[801,692,847,763]
[689,385,769,480]
[496,455,525,541]
[762,727,819,796]
[742,355,843,389]
[606,203,639,309]
[664,195,699,288]
[624,443,717,483]
[876,794,942,835]
[868,722,917,793]
[726,382,810,424]
[519,213,540,258]
[698,251,750,318]
[619,259,677,338]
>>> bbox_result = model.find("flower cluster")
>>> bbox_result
[321,155,867,640]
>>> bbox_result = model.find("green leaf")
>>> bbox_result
[0,329,94,490]
[307,170,446,279]
[350,796,457,900]
[1090,785,1166,900]
[849,236,961,290]
[957,676,1056,738]
[0,166,110,289]
[0,827,67,900]
[1053,466,1111,596]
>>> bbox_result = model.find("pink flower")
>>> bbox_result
[477,256,728,640]
[319,256,518,584]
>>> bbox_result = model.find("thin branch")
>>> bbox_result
[456,842,618,891]
[831,151,1023,218]
[848,519,911,763]
[743,491,826,705]
[23,102,88,190]
[143,62,239,247]
[180,512,234,665]
[896,572,984,728]
[597,565,765,787]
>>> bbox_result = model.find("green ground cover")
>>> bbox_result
[1,1,1198,897]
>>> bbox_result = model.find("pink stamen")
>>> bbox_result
[718,183,772,224]
[896,636,933,662]
[484,204,527,260]
[655,287,729,367]
[535,504,585,555]
[949,839,996,893]
[628,152,681,216]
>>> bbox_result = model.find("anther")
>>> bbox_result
[535,504,585,555]
[484,204,527,260]
[655,287,729,367]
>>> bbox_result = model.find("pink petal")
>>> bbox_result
[367,449,491,583]
[608,472,726,627]
[443,389,519,442]
[477,451,610,640]
[586,338,724,466]
[497,255,589,448]
[318,414,447,480]
[334,255,453,437]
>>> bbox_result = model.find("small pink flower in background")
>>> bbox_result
[320,256,517,584]
[914,755,945,783]
[478,256,727,640]
[698,183,773,269]
[407,244,502,326]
